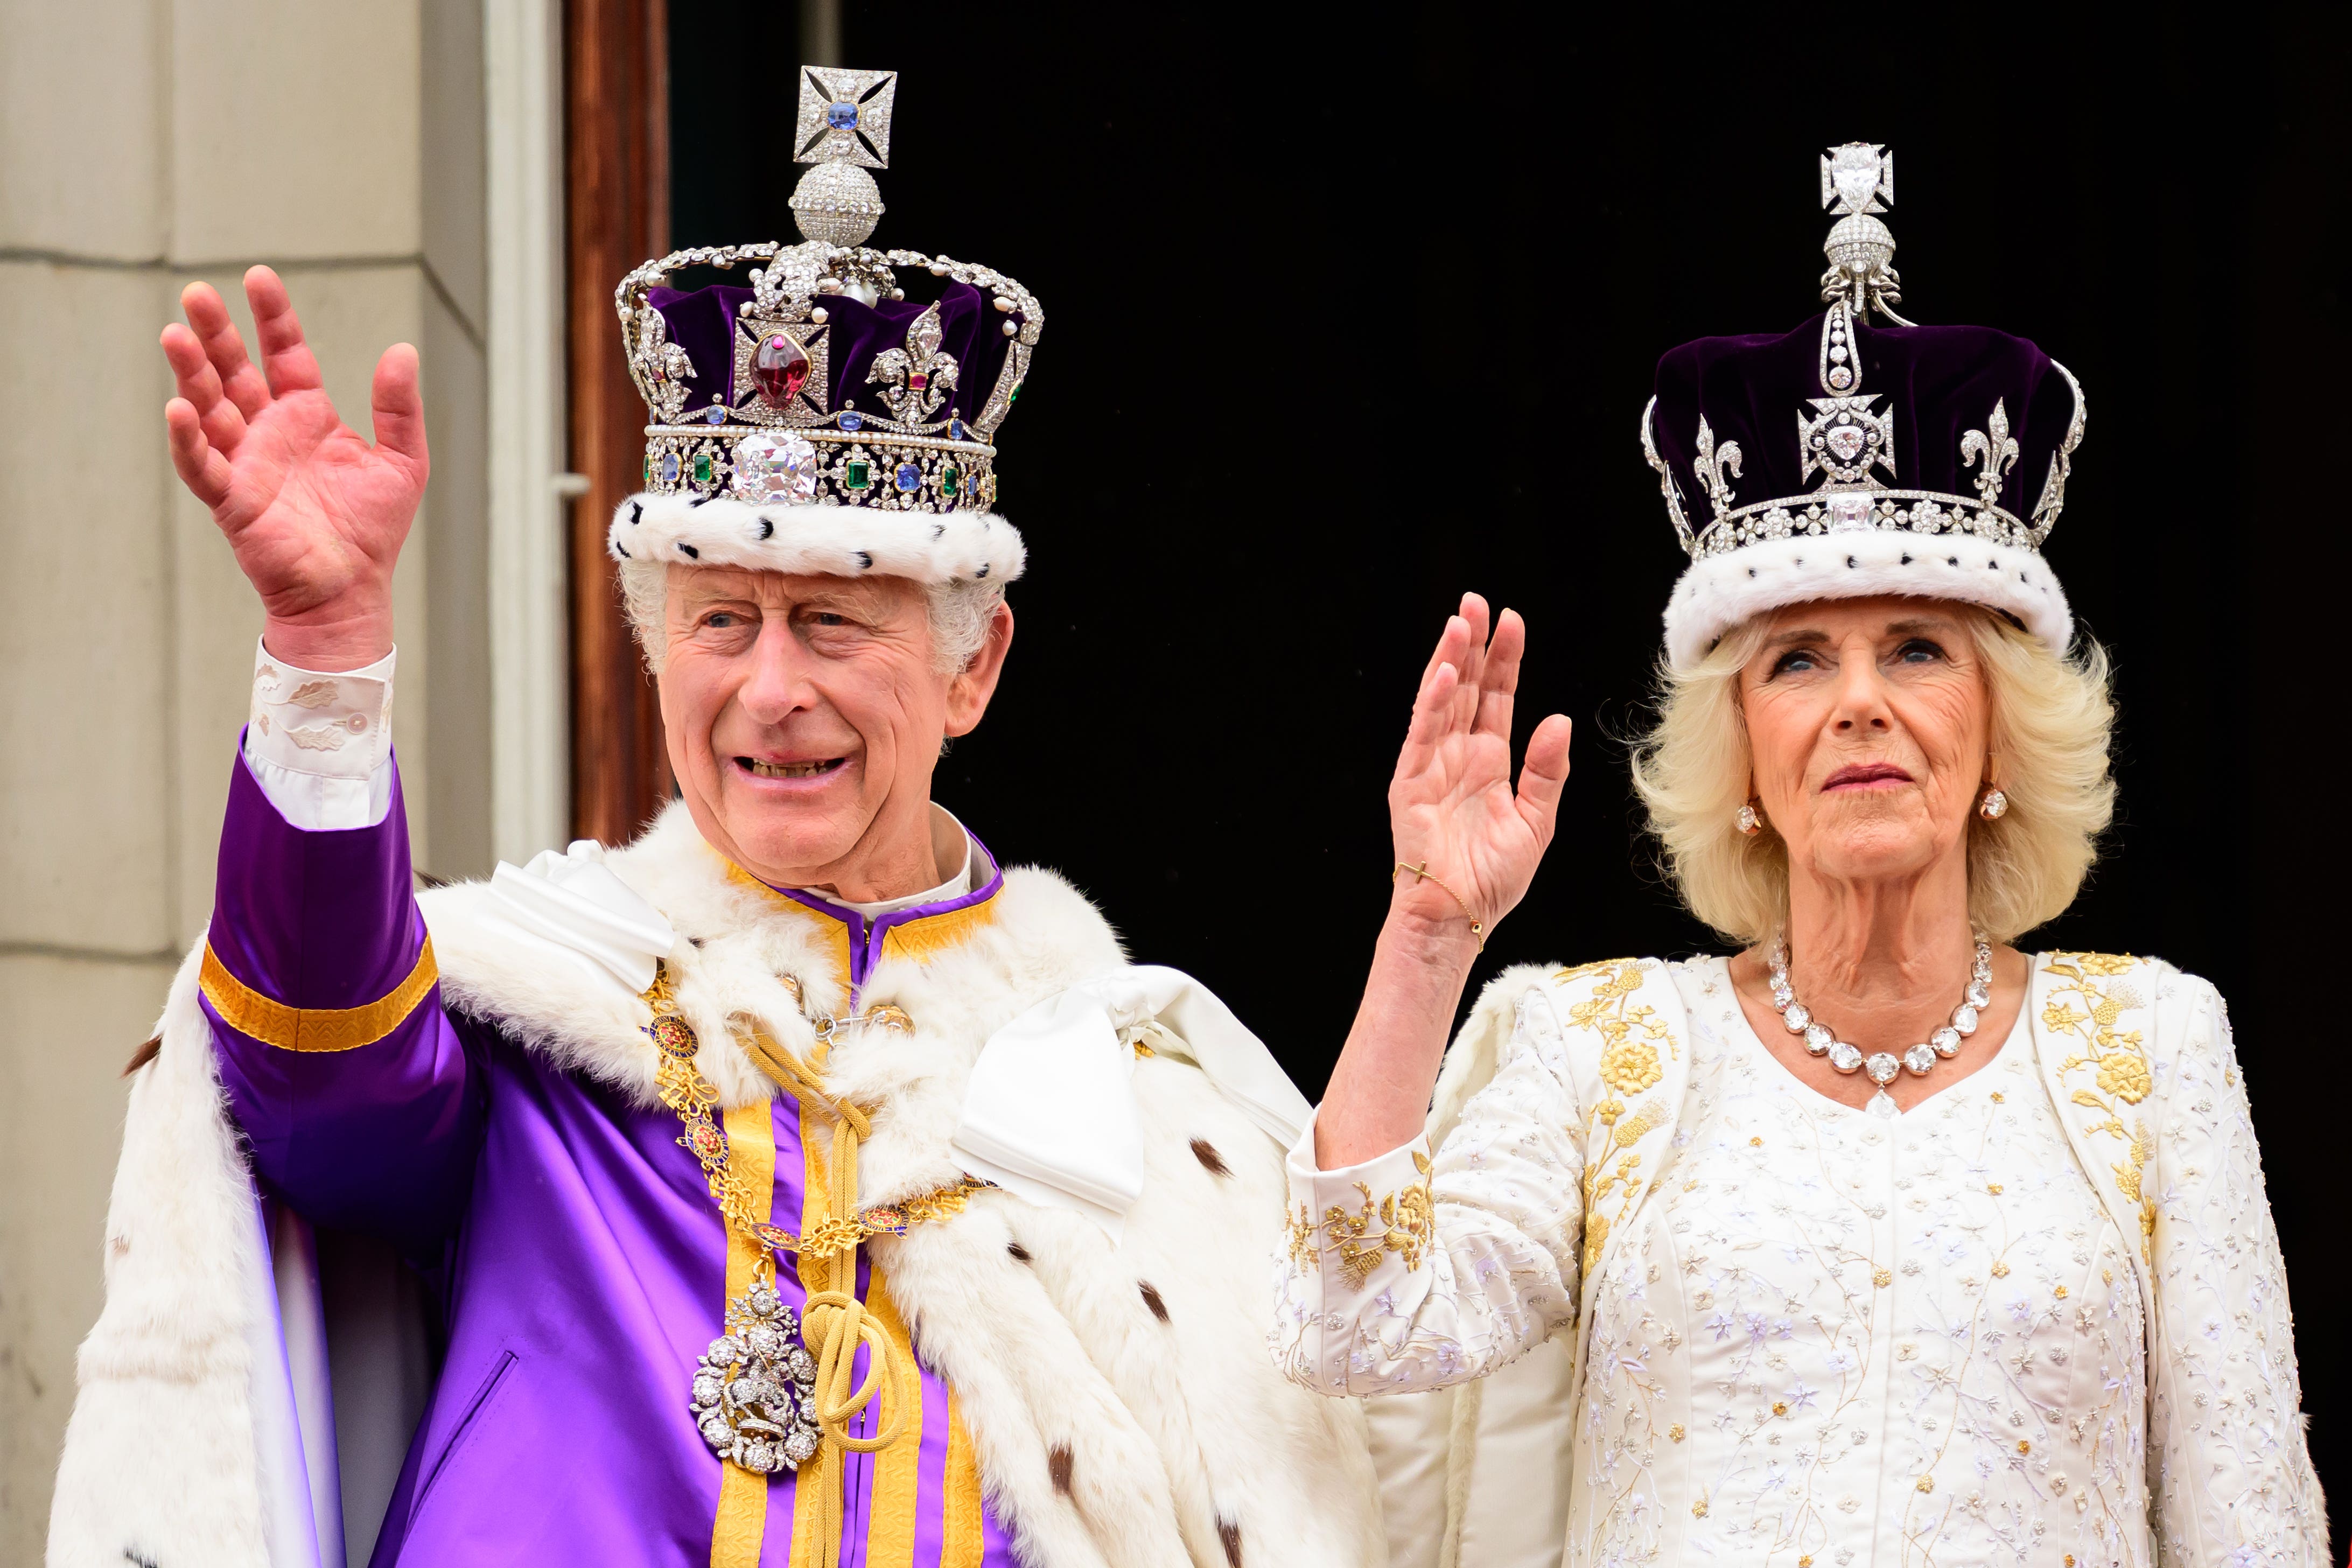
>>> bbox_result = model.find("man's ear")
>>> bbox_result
[943,600,1015,738]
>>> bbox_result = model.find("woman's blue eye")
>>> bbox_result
[1897,639,1944,663]
[1774,650,1821,675]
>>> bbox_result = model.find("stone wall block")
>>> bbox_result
[169,0,424,263]
[0,262,175,952]
[0,0,165,258]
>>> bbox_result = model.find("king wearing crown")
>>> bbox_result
[51,67,1382,1568]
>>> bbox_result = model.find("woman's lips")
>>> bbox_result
[1822,762,1913,790]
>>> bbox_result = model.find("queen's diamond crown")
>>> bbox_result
[617,66,1041,516]
[1639,143,2087,564]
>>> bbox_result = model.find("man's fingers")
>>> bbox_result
[162,322,251,453]
[246,266,326,397]
[165,397,234,510]
[369,343,430,476]
[1514,713,1574,834]
[181,281,272,421]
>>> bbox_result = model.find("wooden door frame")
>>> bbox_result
[563,0,671,843]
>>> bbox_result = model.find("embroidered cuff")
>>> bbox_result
[200,935,438,1052]
[248,639,396,780]
[1283,1114,1437,1292]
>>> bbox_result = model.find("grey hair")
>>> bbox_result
[619,562,1005,675]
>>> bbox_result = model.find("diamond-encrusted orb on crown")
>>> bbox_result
[791,161,885,247]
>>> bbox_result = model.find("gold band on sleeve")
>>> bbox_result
[199,935,439,1053]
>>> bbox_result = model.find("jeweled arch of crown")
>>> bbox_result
[1639,142,2086,562]
[618,65,1044,514]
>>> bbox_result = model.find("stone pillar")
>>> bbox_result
[0,0,512,1551]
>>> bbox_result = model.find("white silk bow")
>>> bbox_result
[951,965,1313,1242]
[478,839,676,995]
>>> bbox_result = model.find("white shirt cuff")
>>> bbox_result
[242,639,397,831]
[1285,1110,1433,1198]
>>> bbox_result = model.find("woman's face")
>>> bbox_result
[1738,597,1990,888]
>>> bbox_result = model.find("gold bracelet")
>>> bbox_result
[1391,861,1487,952]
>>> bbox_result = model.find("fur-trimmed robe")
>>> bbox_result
[51,806,1383,1568]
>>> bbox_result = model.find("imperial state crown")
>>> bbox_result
[1645,143,2087,669]
[607,66,1036,589]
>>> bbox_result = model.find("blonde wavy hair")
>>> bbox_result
[1629,603,2116,946]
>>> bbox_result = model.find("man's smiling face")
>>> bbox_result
[657,565,1011,899]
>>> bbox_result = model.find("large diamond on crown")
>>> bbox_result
[732,432,822,505]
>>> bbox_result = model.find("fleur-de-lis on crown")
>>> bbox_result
[1960,399,2020,509]
[866,303,959,426]
[1692,416,1742,522]
[1640,397,1695,553]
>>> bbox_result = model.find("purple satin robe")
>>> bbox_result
[204,747,1014,1566]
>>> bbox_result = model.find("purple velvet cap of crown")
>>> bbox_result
[1649,313,2077,524]
[645,278,1013,424]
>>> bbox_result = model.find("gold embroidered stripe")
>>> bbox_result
[199,936,439,1053]
[710,1101,779,1568]
[863,1274,922,1568]
[941,1394,985,1567]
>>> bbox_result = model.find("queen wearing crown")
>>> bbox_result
[1277,145,2326,1565]
[51,67,1383,1568]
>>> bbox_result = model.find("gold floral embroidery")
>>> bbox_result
[1560,960,1680,1093]
[1318,1151,1436,1289]
[1559,961,1679,1277]
[2041,953,2160,1256]
[1283,1202,1318,1274]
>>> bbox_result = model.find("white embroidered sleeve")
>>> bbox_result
[1272,986,1586,1396]
[2144,977,2328,1564]
[242,638,397,830]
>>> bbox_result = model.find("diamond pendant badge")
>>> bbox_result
[1866,1089,1899,1118]
[690,1283,822,1475]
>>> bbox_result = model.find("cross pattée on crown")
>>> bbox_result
[794,66,898,169]
[1821,143,1892,216]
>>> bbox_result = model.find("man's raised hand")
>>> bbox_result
[1385,593,1573,945]
[162,267,428,671]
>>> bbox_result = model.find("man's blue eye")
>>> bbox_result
[708,613,736,628]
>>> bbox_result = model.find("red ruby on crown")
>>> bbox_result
[753,334,811,408]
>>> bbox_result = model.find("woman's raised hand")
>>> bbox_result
[1315,594,1573,1167]
[1387,593,1573,946]
[161,267,428,670]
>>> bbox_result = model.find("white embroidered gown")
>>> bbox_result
[1274,955,2326,1566]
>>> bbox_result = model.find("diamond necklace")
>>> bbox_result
[1765,935,1993,1118]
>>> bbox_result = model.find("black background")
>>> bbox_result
[673,4,2352,1542]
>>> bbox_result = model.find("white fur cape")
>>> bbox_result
[50,807,1382,1568]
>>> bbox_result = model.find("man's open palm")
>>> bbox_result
[162,267,427,663]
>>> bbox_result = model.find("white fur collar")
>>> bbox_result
[418,801,1129,1207]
